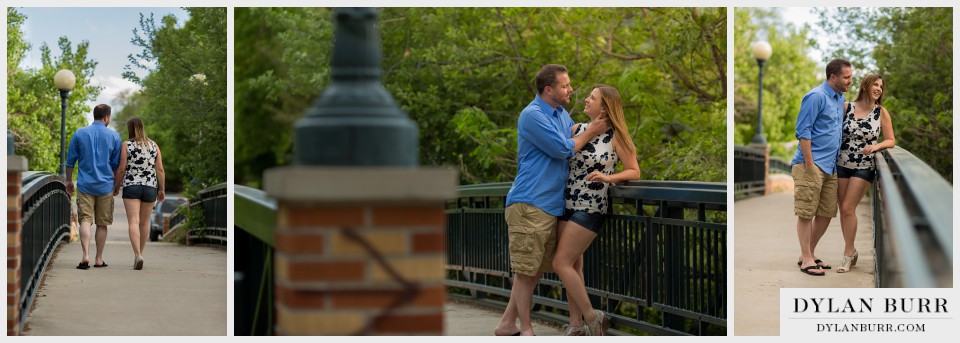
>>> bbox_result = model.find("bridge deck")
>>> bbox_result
[21,195,226,336]
[444,301,563,336]
[734,191,874,336]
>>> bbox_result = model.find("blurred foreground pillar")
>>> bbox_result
[7,155,27,336]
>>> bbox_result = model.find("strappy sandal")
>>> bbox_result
[582,309,610,336]
[562,324,584,336]
[837,250,859,273]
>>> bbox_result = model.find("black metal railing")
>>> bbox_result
[770,157,791,175]
[446,181,726,336]
[873,147,952,288]
[234,185,276,336]
[18,171,71,332]
[170,183,227,246]
[734,145,765,199]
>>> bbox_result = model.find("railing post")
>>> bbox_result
[6,154,28,336]
[264,8,457,335]
[748,143,771,195]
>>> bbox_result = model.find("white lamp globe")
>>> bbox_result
[54,69,76,91]
[750,41,773,61]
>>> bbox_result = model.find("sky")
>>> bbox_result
[778,7,825,64]
[18,7,190,123]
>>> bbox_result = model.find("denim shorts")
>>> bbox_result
[122,185,158,202]
[836,165,876,183]
[558,209,607,234]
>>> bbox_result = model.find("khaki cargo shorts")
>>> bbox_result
[505,203,557,276]
[77,192,114,226]
[792,164,838,219]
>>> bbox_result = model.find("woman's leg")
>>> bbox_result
[552,221,598,333]
[556,221,584,328]
[138,201,155,254]
[836,177,850,256]
[123,199,142,257]
[839,177,871,256]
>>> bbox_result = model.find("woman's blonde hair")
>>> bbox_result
[126,118,152,147]
[594,85,637,157]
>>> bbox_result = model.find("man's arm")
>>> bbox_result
[64,134,79,198]
[795,93,821,171]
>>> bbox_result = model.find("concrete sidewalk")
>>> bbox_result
[734,191,875,336]
[21,195,226,336]
[444,301,563,336]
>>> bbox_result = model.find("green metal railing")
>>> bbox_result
[169,183,228,246]
[873,147,952,287]
[234,185,276,335]
[446,181,726,336]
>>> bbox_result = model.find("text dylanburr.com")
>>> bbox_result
[780,288,955,336]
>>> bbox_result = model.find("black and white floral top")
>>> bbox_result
[122,140,159,188]
[564,123,618,214]
[837,103,882,170]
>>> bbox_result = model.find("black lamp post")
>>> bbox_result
[750,41,772,145]
[54,69,76,177]
[293,8,418,166]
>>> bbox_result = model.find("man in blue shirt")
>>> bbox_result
[65,104,122,269]
[494,64,610,336]
[791,59,852,276]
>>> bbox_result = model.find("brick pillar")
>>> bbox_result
[749,143,771,195]
[7,156,27,336]
[264,167,457,335]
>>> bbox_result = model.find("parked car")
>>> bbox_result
[149,195,187,241]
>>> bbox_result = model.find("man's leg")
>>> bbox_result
[93,194,113,266]
[809,216,832,262]
[512,273,540,336]
[796,217,821,273]
[94,225,108,265]
[79,221,92,264]
[495,283,520,335]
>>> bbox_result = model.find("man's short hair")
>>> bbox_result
[825,59,852,80]
[93,104,111,120]
[535,64,568,95]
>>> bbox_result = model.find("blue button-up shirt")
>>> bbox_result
[506,95,577,216]
[791,81,845,174]
[65,121,122,196]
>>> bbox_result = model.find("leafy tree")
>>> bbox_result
[7,8,100,173]
[235,8,727,186]
[733,8,820,159]
[124,7,227,189]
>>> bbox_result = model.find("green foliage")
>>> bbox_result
[733,8,820,161]
[124,7,227,187]
[235,8,727,185]
[7,8,100,173]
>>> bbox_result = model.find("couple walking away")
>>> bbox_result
[65,104,167,271]
[792,59,896,276]
[494,64,640,336]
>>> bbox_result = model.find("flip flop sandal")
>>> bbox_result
[797,259,832,269]
[93,262,108,268]
[800,265,824,276]
[76,262,90,270]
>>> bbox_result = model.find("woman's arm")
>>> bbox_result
[864,107,896,154]
[155,145,166,202]
[113,141,128,195]
[585,142,640,184]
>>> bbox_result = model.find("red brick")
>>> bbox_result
[275,232,324,255]
[412,232,445,253]
[7,246,20,256]
[371,206,445,227]
[7,210,20,221]
[283,260,365,282]
[8,258,19,269]
[8,185,20,196]
[283,205,364,228]
[372,313,443,333]
[330,285,445,309]
[274,282,326,308]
